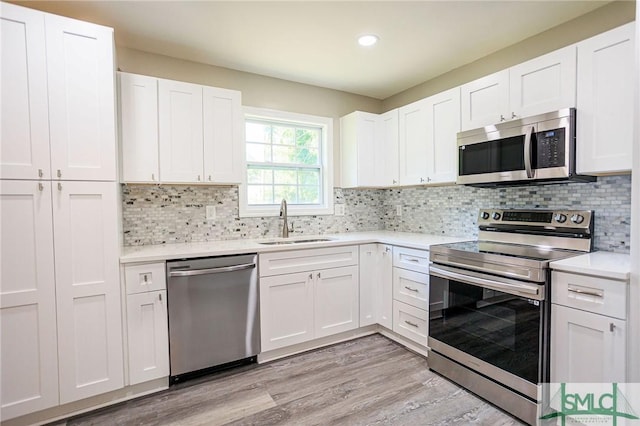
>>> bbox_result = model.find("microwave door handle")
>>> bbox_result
[524,126,534,179]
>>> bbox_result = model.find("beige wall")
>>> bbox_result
[116,48,382,186]
[382,1,636,111]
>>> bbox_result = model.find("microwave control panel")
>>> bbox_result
[536,128,566,168]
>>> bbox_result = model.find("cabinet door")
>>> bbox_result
[359,244,378,327]
[53,181,123,403]
[378,109,399,187]
[0,4,50,180]
[0,181,58,420]
[460,69,509,131]
[127,291,169,386]
[119,73,159,183]
[509,45,576,119]
[158,79,203,183]
[425,88,460,184]
[378,245,393,329]
[315,266,359,338]
[46,15,116,181]
[340,111,377,188]
[551,304,626,383]
[260,272,314,351]
[398,98,429,185]
[576,22,636,175]
[203,86,243,183]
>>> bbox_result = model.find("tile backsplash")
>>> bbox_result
[122,175,632,253]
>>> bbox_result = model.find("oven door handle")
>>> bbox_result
[429,265,544,300]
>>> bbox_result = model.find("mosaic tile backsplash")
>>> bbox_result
[122,175,632,253]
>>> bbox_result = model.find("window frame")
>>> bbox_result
[239,107,334,217]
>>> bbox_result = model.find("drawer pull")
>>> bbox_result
[568,286,603,298]
[404,286,419,293]
[404,320,419,328]
[407,258,420,263]
[610,323,616,332]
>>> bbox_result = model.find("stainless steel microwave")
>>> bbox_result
[456,108,595,186]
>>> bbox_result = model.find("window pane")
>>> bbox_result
[272,145,298,164]
[273,169,297,185]
[246,122,271,144]
[296,128,320,150]
[247,168,273,184]
[299,169,320,185]
[274,185,298,203]
[247,185,273,205]
[295,147,319,165]
[298,186,320,204]
[272,126,295,146]
[246,143,272,162]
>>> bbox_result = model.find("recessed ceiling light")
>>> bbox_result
[358,34,379,47]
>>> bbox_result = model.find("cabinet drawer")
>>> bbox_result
[124,262,166,294]
[392,246,429,273]
[393,267,429,310]
[552,271,627,320]
[259,245,358,277]
[393,300,428,346]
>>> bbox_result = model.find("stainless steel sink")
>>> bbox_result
[259,238,333,245]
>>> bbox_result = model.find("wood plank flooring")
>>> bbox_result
[57,335,524,425]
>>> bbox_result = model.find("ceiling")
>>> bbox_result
[12,1,611,99]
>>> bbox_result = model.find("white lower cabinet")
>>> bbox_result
[393,300,428,346]
[551,270,628,383]
[259,247,359,352]
[359,244,393,329]
[124,262,169,385]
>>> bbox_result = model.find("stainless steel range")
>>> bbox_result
[428,209,594,425]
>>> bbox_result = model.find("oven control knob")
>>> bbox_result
[554,214,567,223]
[492,212,501,220]
[481,211,490,220]
[570,214,584,224]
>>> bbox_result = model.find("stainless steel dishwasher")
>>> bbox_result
[166,254,260,383]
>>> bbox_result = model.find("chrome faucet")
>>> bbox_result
[279,199,289,238]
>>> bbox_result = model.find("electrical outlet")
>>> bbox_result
[334,204,345,216]
[396,205,402,216]
[206,205,216,220]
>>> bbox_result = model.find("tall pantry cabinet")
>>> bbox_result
[0,2,122,421]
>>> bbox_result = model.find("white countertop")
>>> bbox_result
[120,231,473,263]
[549,251,631,281]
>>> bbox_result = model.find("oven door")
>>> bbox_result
[428,264,549,400]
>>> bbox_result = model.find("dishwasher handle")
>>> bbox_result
[169,262,256,277]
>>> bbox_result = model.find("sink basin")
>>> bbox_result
[259,238,333,245]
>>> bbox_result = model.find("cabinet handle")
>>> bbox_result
[38,182,44,191]
[208,175,212,181]
[57,182,62,191]
[407,258,420,263]
[404,286,419,293]
[610,323,616,332]
[57,169,62,178]
[317,272,321,279]
[151,173,155,181]
[392,180,397,185]
[500,115,506,122]
[385,247,391,253]
[511,112,517,119]
[143,274,148,283]
[38,169,43,178]
[197,175,201,181]
[309,273,313,280]
[404,320,419,328]
[159,293,162,302]
[568,286,603,298]
[420,177,425,183]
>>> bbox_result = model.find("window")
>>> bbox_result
[239,107,333,217]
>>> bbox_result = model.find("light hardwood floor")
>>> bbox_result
[58,334,524,425]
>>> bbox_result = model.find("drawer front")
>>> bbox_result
[392,246,429,273]
[259,245,358,277]
[393,267,429,310]
[393,300,428,346]
[125,262,166,294]
[552,271,627,320]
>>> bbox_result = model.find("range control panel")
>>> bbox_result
[478,209,593,229]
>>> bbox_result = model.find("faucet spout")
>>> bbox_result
[279,199,289,238]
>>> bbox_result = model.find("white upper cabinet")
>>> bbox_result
[203,86,243,183]
[425,87,460,184]
[0,4,50,180]
[340,111,378,188]
[46,14,116,181]
[461,46,576,130]
[398,97,430,185]
[53,181,123,403]
[576,22,636,175]
[158,79,204,183]
[1,3,116,182]
[379,109,400,187]
[119,73,159,183]
[1,181,59,420]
